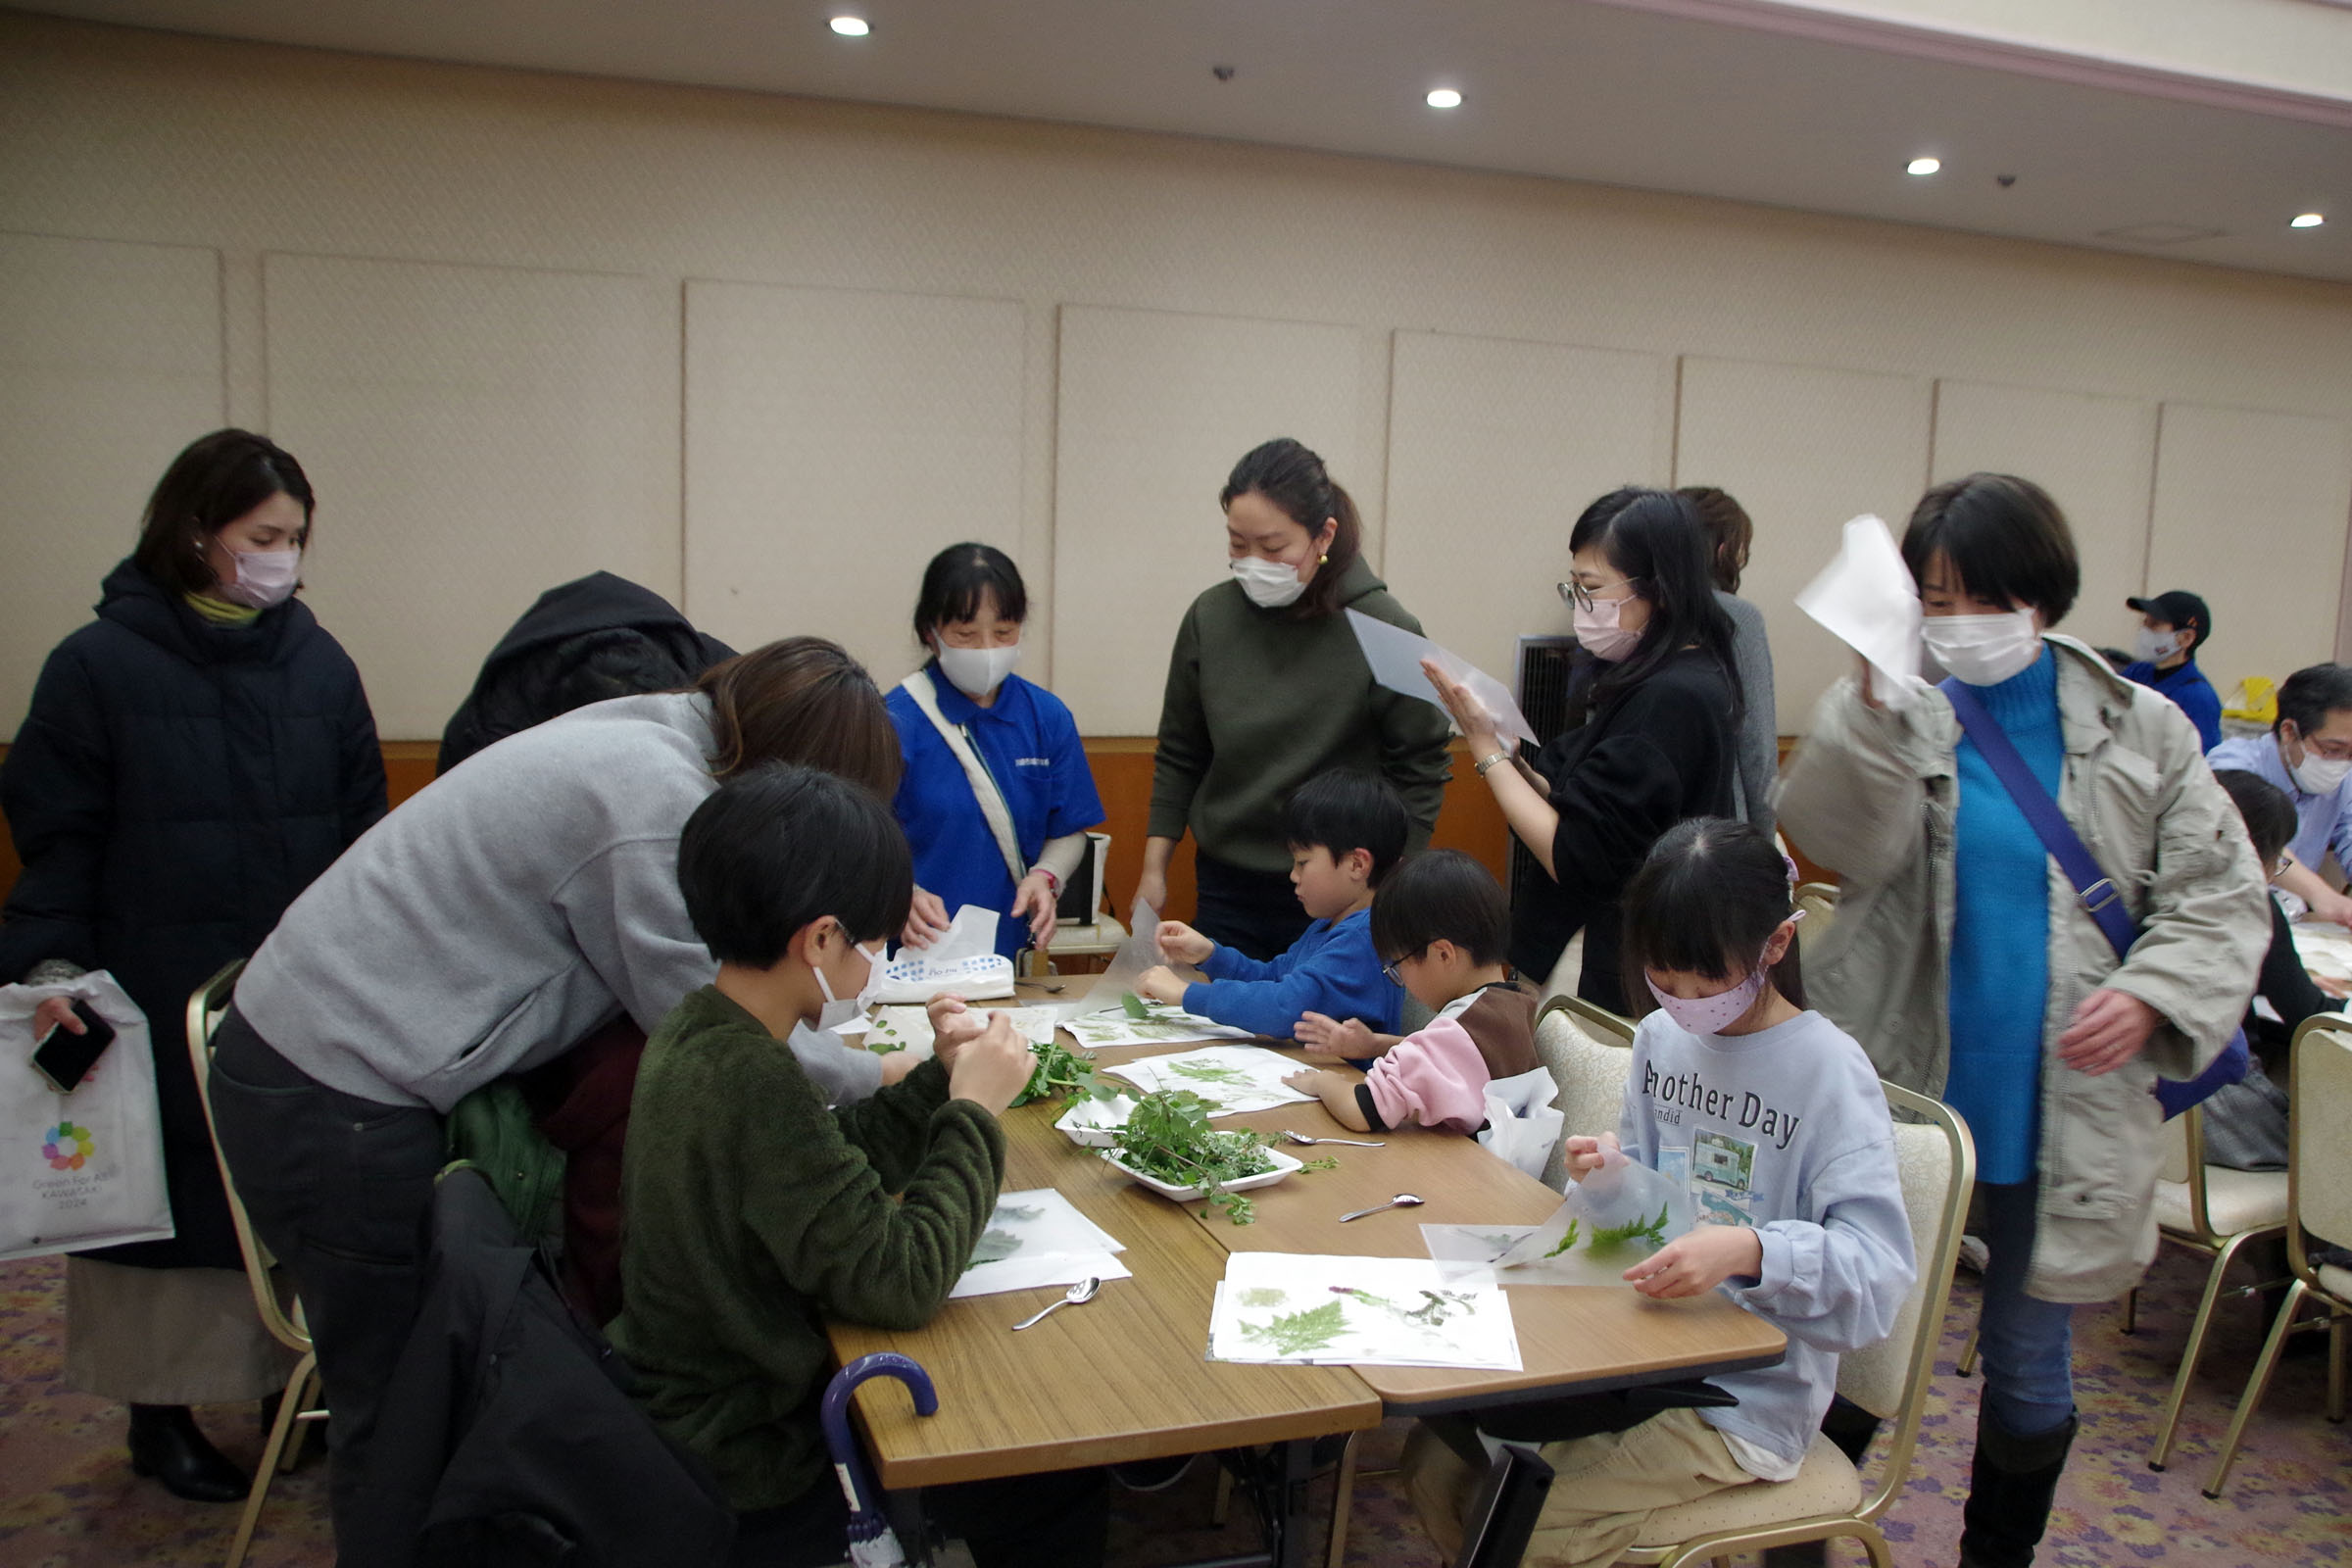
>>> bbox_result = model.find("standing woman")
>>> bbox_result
[1144,438,1453,958]
[889,545,1104,961]
[1678,485,1779,839]
[1778,474,2266,1568]
[0,429,385,1501]
[1427,488,1739,1012]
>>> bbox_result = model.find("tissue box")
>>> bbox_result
[868,953,1016,1004]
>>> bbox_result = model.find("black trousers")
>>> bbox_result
[206,1006,444,1546]
[731,1464,1107,1567]
[1192,854,1313,962]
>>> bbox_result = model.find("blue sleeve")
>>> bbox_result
[1038,693,1104,838]
[1183,920,1403,1039]
[1198,942,1288,985]
[2179,681,2223,752]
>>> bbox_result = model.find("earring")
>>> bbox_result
[1318,553,1329,564]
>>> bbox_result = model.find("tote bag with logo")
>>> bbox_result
[0,972,174,1260]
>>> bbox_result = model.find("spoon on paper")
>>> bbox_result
[1283,1130,1386,1149]
[1338,1193,1426,1223]
[1011,1277,1101,1331]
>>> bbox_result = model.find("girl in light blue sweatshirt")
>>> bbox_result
[1404,818,1914,1568]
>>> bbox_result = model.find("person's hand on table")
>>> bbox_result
[1622,1225,1764,1299]
[1420,657,1500,757]
[1295,1012,1379,1057]
[32,996,81,1042]
[1562,1131,1620,1179]
[927,993,980,1065]
[2311,886,2352,930]
[947,1012,1032,1116]
[1155,920,1214,965]
[2055,988,2160,1075]
[2319,974,2352,1001]
[1010,871,1059,950]
[901,887,954,949]
[1135,965,1191,1006]
[1283,1066,1374,1132]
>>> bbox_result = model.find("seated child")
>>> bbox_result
[1401,818,1915,1568]
[1282,849,1539,1134]
[1138,768,1407,1042]
[609,763,1106,1568]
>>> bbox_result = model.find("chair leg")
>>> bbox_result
[1210,1464,1234,1528]
[1325,1431,1359,1568]
[227,1349,315,1568]
[2204,1280,2304,1498]
[1957,1322,1980,1377]
[2330,1311,2346,1424]
[278,1364,322,1475]
[2123,1284,2138,1336]
[2150,1230,2264,1470]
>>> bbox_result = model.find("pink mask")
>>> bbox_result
[1644,912,1804,1035]
[1574,595,1642,662]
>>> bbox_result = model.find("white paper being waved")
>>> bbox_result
[871,905,1014,1003]
[1346,610,1539,748]
[1794,514,1928,710]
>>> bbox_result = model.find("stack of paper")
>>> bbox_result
[948,1189,1131,1299]
[1105,1045,1313,1115]
[1207,1252,1521,1369]
[1063,1004,1256,1052]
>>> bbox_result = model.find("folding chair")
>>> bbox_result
[2201,1014,2352,1497]
[1791,883,1839,951]
[1530,995,1636,1190]
[185,959,329,1568]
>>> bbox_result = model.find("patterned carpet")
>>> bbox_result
[2,1240,2344,1567]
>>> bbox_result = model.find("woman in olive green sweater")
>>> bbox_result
[1144,437,1455,959]
[612,764,1105,1567]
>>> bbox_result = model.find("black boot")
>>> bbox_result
[127,1403,252,1503]
[1957,1407,2078,1568]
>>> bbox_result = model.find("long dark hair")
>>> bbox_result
[132,428,316,595]
[1620,817,1804,1014]
[693,636,902,798]
[1569,487,1739,723]
[1220,437,1361,620]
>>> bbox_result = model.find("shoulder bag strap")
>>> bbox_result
[900,670,1028,889]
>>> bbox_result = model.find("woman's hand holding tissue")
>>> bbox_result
[901,886,955,949]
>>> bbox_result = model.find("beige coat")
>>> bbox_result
[1777,635,2267,1302]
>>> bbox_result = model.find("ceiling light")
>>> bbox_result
[2291,213,2326,228]
[1907,157,1940,176]
[1426,88,1462,109]
[829,16,869,36]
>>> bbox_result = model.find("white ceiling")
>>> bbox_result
[18,0,2352,283]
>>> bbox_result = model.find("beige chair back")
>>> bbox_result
[1531,996,1637,1190]
[2292,1016,2352,1272]
[185,959,310,1356]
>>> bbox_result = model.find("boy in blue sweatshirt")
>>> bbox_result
[1138,768,1407,1042]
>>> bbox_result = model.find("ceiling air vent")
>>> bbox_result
[2095,222,2227,245]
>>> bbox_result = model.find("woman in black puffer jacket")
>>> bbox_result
[0,428,385,1501]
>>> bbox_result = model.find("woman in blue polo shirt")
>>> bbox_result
[889,544,1105,962]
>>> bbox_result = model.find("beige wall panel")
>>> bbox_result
[1931,379,2158,651]
[264,254,674,739]
[683,280,1025,686]
[1676,357,1933,732]
[2146,402,2352,697]
[0,232,222,738]
[1052,306,1364,735]
[1383,331,1674,687]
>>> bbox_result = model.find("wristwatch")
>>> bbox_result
[1474,749,1514,777]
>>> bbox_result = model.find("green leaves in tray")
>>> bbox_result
[1109,1090,1277,1225]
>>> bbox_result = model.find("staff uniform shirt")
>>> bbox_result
[2208,730,2352,879]
[2122,658,2221,751]
[888,665,1104,959]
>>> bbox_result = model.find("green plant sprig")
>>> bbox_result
[1587,1202,1672,1253]
[1011,1037,1113,1109]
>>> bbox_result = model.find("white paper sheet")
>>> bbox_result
[1207,1252,1521,1369]
[1063,1003,1257,1052]
[1068,895,1169,1018]
[1346,610,1539,748]
[1794,514,1926,704]
[947,1189,1131,1299]
[2291,920,2352,982]
[1103,1044,1313,1115]
[951,1250,1131,1298]
[863,1003,1058,1057]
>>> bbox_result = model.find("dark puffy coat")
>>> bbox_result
[0,561,385,1268]
[436,572,734,775]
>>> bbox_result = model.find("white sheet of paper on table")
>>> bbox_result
[1794,514,1927,705]
[1062,1004,1256,1052]
[2291,921,2352,981]
[946,1188,1131,1299]
[1345,610,1538,748]
[862,1003,1059,1058]
[1103,1044,1313,1115]
[1206,1251,1521,1369]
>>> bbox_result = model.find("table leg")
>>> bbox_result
[1191,1437,1320,1568]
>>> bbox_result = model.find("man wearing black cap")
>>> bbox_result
[2124,590,2221,750]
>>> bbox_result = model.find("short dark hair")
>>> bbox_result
[1620,817,1805,1013]
[1282,768,1409,887]
[911,543,1027,648]
[2214,769,2295,871]
[1676,486,1752,595]
[1370,850,1511,968]
[694,637,902,795]
[1900,472,2080,625]
[132,428,316,595]
[1221,437,1362,620]
[677,763,913,967]
[2275,662,2352,740]
[1570,487,1741,725]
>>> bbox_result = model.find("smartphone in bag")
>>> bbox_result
[30,1000,117,1093]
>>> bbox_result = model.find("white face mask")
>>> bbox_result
[812,933,889,1030]
[935,638,1021,700]
[2132,627,2186,664]
[1922,609,2041,688]
[1231,555,1310,610]
[219,548,301,610]
[2287,729,2352,796]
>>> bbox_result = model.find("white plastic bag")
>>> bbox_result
[871,906,1015,1003]
[1475,1067,1564,1179]
[0,972,174,1261]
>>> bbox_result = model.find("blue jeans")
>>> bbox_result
[1976,1179,2078,1436]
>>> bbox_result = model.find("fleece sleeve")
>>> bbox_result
[1727,1139,1916,1355]
[1148,605,1210,843]
[1185,920,1401,1037]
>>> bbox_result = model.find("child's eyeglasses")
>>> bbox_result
[1380,961,1404,986]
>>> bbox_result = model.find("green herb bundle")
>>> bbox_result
[1011,1037,1111,1109]
[1107,1089,1277,1223]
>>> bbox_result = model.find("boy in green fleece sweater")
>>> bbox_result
[612,763,1106,1567]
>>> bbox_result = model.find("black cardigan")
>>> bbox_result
[0,561,385,1268]
[1510,648,1738,1010]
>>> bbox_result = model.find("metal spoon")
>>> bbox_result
[1011,1276,1101,1331]
[1283,1130,1387,1149]
[1338,1193,1426,1223]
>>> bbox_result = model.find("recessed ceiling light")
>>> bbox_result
[1426,88,1463,109]
[1907,157,1941,176]
[829,16,869,36]
[2291,213,2326,228]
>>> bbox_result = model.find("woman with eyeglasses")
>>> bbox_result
[1425,488,1740,1012]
